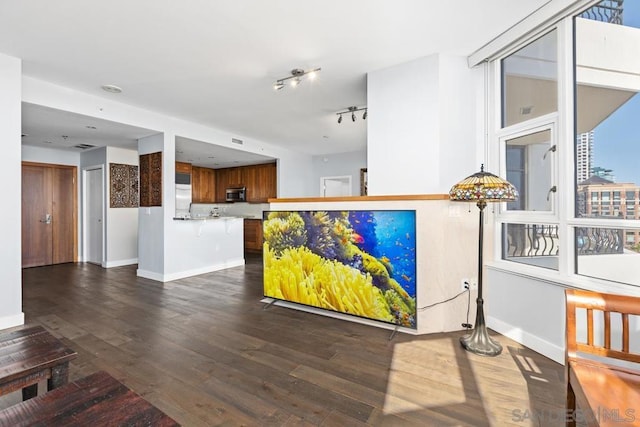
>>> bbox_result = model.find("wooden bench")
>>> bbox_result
[0,325,77,400]
[565,289,640,427]
[0,370,179,426]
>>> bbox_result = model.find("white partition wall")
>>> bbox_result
[0,53,24,329]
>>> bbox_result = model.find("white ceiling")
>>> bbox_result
[2,0,550,166]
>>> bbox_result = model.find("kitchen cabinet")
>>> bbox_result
[214,167,243,202]
[243,219,263,252]
[244,163,277,202]
[175,161,192,175]
[192,166,216,203]
[215,163,277,203]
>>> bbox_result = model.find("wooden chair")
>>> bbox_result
[565,289,640,427]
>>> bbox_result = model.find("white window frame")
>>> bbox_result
[496,115,559,223]
[487,8,640,293]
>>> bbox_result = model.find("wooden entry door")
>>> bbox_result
[22,163,76,268]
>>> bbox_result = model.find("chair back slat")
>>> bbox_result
[622,313,629,353]
[566,289,640,364]
[586,308,594,346]
[604,311,611,349]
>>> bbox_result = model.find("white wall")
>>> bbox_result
[486,268,566,363]
[0,53,24,328]
[22,145,81,165]
[22,77,315,199]
[312,150,367,196]
[137,134,166,280]
[277,152,315,197]
[367,54,483,196]
[105,147,139,267]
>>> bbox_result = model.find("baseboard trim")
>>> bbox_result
[105,258,138,268]
[488,316,564,364]
[0,312,25,330]
[136,269,165,282]
[260,298,419,335]
[137,258,245,282]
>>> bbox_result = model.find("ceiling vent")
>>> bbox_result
[73,143,96,150]
[231,138,243,145]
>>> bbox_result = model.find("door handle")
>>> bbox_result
[547,186,557,201]
[39,214,52,224]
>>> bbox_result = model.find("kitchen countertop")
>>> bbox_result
[173,215,259,221]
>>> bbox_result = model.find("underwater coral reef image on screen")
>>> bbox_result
[263,210,417,328]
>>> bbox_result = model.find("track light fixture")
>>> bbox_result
[273,67,321,91]
[336,106,367,123]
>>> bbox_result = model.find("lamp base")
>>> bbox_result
[460,325,503,356]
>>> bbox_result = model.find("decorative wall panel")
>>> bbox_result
[139,152,162,207]
[109,163,139,208]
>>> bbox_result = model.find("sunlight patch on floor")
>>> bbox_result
[382,337,466,415]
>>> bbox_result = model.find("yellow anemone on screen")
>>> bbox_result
[264,243,394,323]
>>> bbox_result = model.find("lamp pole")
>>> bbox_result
[460,199,503,356]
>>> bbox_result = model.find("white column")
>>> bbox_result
[0,52,24,328]
[367,54,482,195]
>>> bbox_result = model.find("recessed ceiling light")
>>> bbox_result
[86,125,97,130]
[101,84,123,94]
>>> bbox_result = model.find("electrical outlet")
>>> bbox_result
[461,278,470,291]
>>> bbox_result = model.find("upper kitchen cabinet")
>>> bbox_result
[244,162,276,202]
[214,167,243,202]
[175,161,192,175]
[214,162,277,203]
[192,166,216,203]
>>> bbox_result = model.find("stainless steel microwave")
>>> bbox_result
[225,187,246,202]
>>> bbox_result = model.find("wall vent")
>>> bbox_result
[73,143,96,150]
[231,138,243,145]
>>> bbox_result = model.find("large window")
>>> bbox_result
[501,30,558,127]
[499,30,558,269]
[495,0,640,288]
[574,0,640,286]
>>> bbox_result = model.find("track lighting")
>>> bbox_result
[273,67,321,91]
[336,106,367,123]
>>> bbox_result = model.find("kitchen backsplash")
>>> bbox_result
[190,202,269,219]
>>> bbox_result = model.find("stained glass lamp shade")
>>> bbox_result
[449,164,518,356]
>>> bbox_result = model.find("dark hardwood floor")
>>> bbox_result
[5,254,566,426]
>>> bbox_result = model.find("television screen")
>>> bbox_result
[263,210,417,328]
